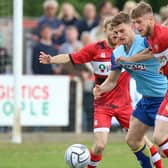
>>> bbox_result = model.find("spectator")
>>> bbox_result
[36,0,65,47]
[111,6,119,16]
[98,0,114,17]
[32,24,58,74]
[163,18,168,26]
[58,26,85,77]
[76,3,99,36]
[81,68,94,132]
[154,13,162,24]
[159,6,168,23]
[58,2,80,26]
[80,32,94,131]
[59,26,82,54]
[0,32,11,74]
[90,15,106,42]
[80,31,92,46]
[123,1,137,15]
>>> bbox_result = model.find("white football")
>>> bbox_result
[64,144,90,168]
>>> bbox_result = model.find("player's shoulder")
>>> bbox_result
[155,24,168,36]
[95,40,108,49]
[80,41,104,53]
[134,34,146,43]
[134,34,148,48]
[113,45,125,57]
[84,40,108,52]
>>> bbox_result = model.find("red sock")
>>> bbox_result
[87,151,102,168]
[159,138,168,157]
[150,145,164,168]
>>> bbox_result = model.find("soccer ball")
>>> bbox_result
[64,144,90,168]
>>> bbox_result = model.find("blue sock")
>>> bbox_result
[133,144,153,168]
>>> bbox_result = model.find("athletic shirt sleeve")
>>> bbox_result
[111,53,121,70]
[144,37,150,49]
[69,43,95,64]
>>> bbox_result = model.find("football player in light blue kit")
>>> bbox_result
[93,12,167,168]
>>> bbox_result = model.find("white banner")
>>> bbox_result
[0,75,70,126]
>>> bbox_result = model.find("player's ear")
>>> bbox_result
[148,13,154,23]
[103,26,106,33]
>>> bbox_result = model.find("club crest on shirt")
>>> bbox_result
[154,44,159,52]
[165,104,168,112]
[100,52,106,58]
[94,120,98,126]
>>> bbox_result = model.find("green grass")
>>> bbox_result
[0,142,168,168]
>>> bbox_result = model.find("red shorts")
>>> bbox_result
[93,104,133,132]
[158,91,168,117]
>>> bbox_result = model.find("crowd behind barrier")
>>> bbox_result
[0,0,168,132]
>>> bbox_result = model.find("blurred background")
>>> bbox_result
[0,0,168,134]
[0,0,168,167]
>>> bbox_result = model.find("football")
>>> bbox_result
[64,144,90,168]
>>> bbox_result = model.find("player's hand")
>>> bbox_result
[116,56,130,63]
[93,84,102,100]
[39,51,52,64]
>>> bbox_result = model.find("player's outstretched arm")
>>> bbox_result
[39,51,70,64]
[93,69,121,99]
[116,48,153,62]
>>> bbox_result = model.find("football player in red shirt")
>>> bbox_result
[118,1,168,160]
[39,17,162,168]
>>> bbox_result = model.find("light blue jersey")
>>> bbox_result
[111,35,167,97]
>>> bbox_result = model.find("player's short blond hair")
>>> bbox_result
[103,16,114,29]
[111,12,130,27]
[131,1,153,19]
[43,0,58,9]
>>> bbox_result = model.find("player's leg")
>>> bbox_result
[125,116,153,168]
[144,136,164,168]
[154,93,168,158]
[87,107,112,168]
[126,96,164,168]
[154,118,168,157]
[88,131,108,168]
[116,105,163,168]
[154,118,168,158]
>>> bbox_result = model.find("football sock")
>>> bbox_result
[150,145,163,168]
[159,138,168,157]
[87,151,102,168]
[133,144,153,168]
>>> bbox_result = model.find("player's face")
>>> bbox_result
[105,24,118,46]
[113,23,132,45]
[132,15,151,37]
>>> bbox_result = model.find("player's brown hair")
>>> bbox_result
[131,1,153,19]
[111,12,130,27]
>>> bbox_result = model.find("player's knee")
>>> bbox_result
[95,143,106,153]
[125,135,140,150]
[153,133,167,146]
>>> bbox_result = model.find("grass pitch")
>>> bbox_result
[0,141,168,168]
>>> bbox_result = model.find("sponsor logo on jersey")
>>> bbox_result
[99,64,106,72]
[154,48,168,67]
[92,61,111,75]
[122,63,146,71]
[157,55,168,67]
